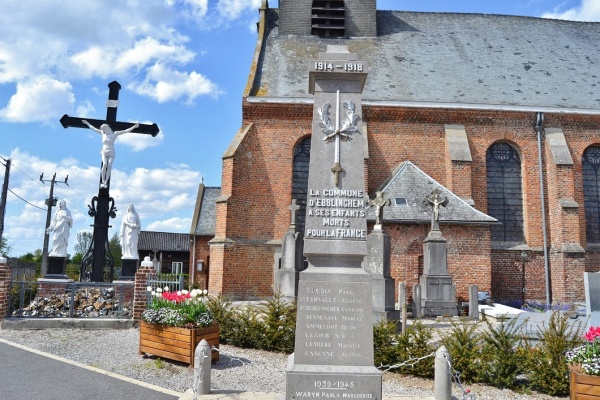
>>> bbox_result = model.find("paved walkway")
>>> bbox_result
[0,338,435,400]
[0,339,180,400]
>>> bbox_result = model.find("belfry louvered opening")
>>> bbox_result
[311,0,345,37]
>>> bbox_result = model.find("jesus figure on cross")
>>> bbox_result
[82,120,139,188]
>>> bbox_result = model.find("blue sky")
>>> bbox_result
[1,0,598,258]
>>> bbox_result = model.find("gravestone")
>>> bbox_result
[585,272,600,328]
[364,191,399,323]
[420,189,458,316]
[285,46,382,399]
[277,200,301,299]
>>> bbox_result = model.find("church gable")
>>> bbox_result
[371,161,497,225]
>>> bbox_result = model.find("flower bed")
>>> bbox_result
[139,287,219,366]
[139,320,219,366]
[568,326,600,399]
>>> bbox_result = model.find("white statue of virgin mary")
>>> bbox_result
[120,204,141,259]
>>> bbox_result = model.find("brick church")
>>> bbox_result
[191,0,600,304]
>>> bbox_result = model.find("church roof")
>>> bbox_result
[138,231,190,252]
[250,9,600,111]
[190,185,221,236]
[367,161,497,225]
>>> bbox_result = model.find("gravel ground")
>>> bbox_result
[0,327,567,399]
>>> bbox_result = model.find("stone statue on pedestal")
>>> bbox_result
[120,204,141,259]
[46,200,72,257]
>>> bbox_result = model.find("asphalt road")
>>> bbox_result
[0,340,180,400]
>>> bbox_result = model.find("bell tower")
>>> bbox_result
[279,0,377,37]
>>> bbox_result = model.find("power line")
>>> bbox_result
[7,188,45,211]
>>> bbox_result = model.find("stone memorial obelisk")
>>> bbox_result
[285,46,382,399]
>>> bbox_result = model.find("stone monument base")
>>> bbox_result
[45,256,67,279]
[286,360,382,399]
[121,258,139,280]
[372,276,400,323]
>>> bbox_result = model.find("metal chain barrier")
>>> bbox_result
[446,358,476,400]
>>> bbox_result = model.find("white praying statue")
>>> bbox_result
[46,200,73,257]
[120,204,141,259]
[82,120,139,188]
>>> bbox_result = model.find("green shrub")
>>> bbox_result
[373,319,401,367]
[206,293,296,353]
[441,317,483,383]
[206,294,235,343]
[525,310,584,396]
[255,292,296,353]
[479,316,527,389]
[395,321,435,378]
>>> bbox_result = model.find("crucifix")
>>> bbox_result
[60,81,160,282]
[424,188,449,232]
[318,90,360,187]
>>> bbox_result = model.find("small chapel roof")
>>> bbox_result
[250,9,600,111]
[138,231,190,252]
[190,185,221,236]
[367,161,497,225]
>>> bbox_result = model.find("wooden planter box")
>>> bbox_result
[571,365,600,399]
[139,320,219,367]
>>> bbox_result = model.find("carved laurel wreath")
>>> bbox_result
[318,100,360,142]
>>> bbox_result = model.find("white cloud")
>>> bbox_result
[216,0,262,20]
[147,217,193,232]
[129,63,221,103]
[2,149,201,257]
[117,126,165,152]
[70,38,195,79]
[542,0,600,21]
[0,77,74,123]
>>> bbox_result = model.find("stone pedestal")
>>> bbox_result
[121,258,139,280]
[420,230,457,316]
[365,229,399,323]
[45,256,67,279]
[286,267,382,399]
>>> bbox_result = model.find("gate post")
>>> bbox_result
[133,257,154,322]
[0,257,12,321]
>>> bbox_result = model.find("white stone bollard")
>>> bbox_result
[469,285,479,320]
[434,345,452,400]
[193,339,211,396]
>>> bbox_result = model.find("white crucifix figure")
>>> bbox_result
[318,90,361,187]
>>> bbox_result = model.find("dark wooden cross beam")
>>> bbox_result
[59,81,160,282]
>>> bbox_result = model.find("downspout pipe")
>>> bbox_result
[535,112,552,304]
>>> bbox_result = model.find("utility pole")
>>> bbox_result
[40,173,68,276]
[0,157,10,248]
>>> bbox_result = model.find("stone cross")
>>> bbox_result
[369,191,390,227]
[289,199,301,226]
[424,188,448,231]
[59,81,160,282]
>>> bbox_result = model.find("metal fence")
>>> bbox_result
[147,273,186,292]
[8,280,134,318]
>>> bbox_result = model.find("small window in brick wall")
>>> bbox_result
[486,142,525,243]
[292,137,311,232]
[312,0,345,38]
[583,146,600,244]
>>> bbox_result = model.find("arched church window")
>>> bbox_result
[311,0,345,37]
[292,137,311,231]
[583,146,600,244]
[486,142,525,243]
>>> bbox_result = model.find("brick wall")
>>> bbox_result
[133,265,154,322]
[210,100,600,303]
[0,258,10,321]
